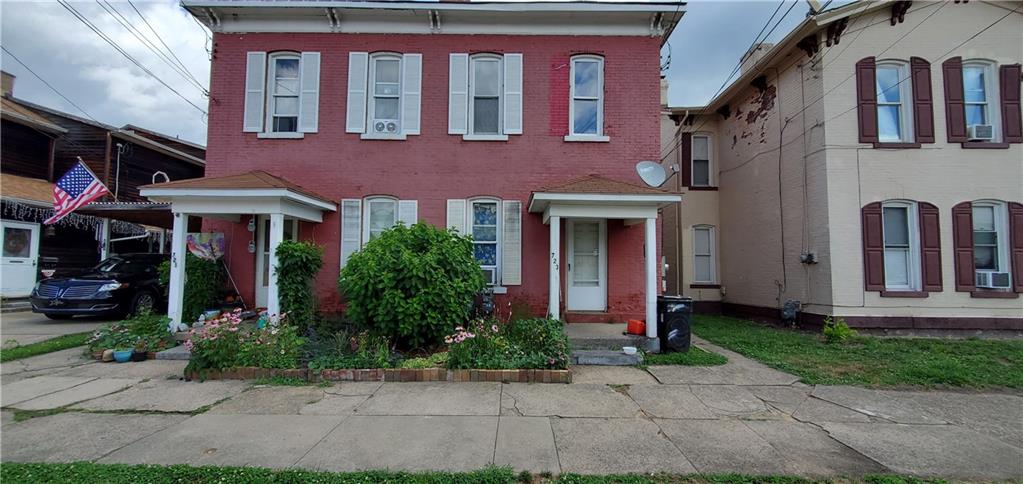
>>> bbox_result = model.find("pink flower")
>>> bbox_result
[444,336,453,344]
[491,325,499,333]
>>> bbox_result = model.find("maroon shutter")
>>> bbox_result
[952,201,975,292]
[855,57,879,144]
[918,202,942,292]
[1009,202,1023,292]
[911,57,935,143]
[862,202,885,291]
[1000,64,1023,143]
[942,57,968,143]
[680,132,692,188]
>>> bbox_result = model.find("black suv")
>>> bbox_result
[31,253,169,320]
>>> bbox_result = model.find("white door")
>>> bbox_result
[254,216,298,308]
[0,220,40,297]
[566,219,606,311]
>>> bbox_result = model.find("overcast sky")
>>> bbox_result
[0,0,815,147]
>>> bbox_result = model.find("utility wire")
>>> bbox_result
[1,45,98,123]
[56,0,208,117]
[125,0,205,88]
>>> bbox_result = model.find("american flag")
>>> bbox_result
[43,161,110,225]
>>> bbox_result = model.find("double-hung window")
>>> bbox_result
[364,197,398,243]
[875,61,913,143]
[972,201,1010,288]
[369,54,402,136]
[470,199,500,285]
[470,55,503,136]
[268,53,301,133]
[568,55,605,139]
[881,201,920,290]
[691,135,712,187]
[692,225,716,283]
[962,60,1001,140]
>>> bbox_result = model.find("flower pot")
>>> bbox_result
[130,350,148,362]
[113,350,133,363]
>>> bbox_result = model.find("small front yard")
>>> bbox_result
[692,315,1023,388]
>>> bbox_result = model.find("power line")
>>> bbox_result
[125,0,205,89]
[1,46,98,123]
[56,0,208,118]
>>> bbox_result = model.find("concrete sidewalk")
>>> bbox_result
[1,312,112,348]
[2,338,1022,479]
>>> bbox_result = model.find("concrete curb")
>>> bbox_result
[185,367,572,383]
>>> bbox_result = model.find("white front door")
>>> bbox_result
[255,216,298,308]
[566,219,606,311]
[0,220,40,297]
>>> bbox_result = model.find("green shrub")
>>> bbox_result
[446,318,569,370]
[307,332,396,371]
[87,311,174,353]
[158,255,223,322]
[339,222,485,348]
[275,240,324,331]
[399,352,448,369]
[237,323,305,369]
[184,310,244,374]
[822,316,857,344]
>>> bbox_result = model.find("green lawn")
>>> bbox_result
[643,346,727,366]
[0,463,946,484]
[0,332,91,362]
[692,315,1023,388]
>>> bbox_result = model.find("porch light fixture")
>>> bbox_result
[247,216,256,232]
[635,160,679,188]
[248,240,256,253]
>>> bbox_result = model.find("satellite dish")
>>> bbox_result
[636,160,668,188]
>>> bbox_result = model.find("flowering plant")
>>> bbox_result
[184,308,244,373]
[445,317,569,370]
[237,314,305,369]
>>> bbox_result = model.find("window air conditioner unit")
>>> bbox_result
[975,271,1011,289]
[373,120,399,134]
[967,124,994,141]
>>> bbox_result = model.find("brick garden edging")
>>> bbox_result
[184,367,571,383]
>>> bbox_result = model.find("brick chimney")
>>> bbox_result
[1,71,14,98]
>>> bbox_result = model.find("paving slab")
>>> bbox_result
[494,416,561,474]
[73,379,249,412]
[792,397,874,424]
[1,376,95,407]
[300,394,371,415]
[626,384,716,419]
[747,385,811,414]
[551,417,694,474]
[1,347,92,376]
[12,378,139,410]
[501,383,640,418]
[645,338,800,386]
[208,386,325,415]
[355,382,499,416]
[1,410,14,427]
[811,386,947,424]
[101,414,344,468]
[821,422,1023,479]
[296,415,497,471]
[744,420,887,476]
[323,381,382,396]
[569,365,658,385]
[884,391,1023,448]
[689,384,771,417]
[56,360,187,380]
[0,412,187,463]
[657,419,791,475]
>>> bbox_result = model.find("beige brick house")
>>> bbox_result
[661,0,1022,331]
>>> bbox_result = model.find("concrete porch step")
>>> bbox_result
[570,349,642,366]
[155,344,190,360]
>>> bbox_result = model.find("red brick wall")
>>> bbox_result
[204,33,662,318]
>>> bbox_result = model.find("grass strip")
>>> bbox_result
[0,332,91,362]
[642,346,727,366]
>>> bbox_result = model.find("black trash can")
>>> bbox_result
[657,295,693,353]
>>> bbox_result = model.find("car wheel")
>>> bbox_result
[130,290,157,316]
[44,314,73,320]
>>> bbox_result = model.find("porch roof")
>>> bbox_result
[0,173,54,206]
[527,174,681,215]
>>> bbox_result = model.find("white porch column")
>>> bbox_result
[266,212,285,316]
[644,217,657,338]
[99,218,111,260]
[167,212,188,327]
[548,215,561,320]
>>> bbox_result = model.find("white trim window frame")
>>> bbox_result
[567,55,606,140]
[468,54,503,137]
[881,200,921,291]
[468,198,501,286]
[366,53,404,139]
[875,60,914,143]
[363,196,398,244]
[691,134,713,187]
[692,225,716,284]
[971,200,1010,276]
[266,52,302,134]
[962,60,1002,141]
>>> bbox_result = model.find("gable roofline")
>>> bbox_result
[120,124,207,152]
[1,98,68,134]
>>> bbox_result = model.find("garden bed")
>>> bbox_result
[185,366,571,383]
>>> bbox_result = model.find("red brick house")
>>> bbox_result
[143,1,684,336]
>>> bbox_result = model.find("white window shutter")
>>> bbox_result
[446,199,466,233]
[398,200,418,226]
[501,200,522,285]
[401,54,422,136]
[346,52,369,134]
[341,199,362,268]
[298,52,320,133]
[448,53,469,135]
[503,53,523,135]
[243,52,267,132]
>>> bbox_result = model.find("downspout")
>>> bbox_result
[46,137,56,182]
[675,111,688,295]
[102,132,113,196]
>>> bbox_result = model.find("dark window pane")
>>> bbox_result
[974,247,996,270]
[883,207,909,246]
[473,98,500,134]
[273,116,298,133]
[692,159,710,186]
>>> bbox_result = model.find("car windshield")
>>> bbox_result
[93,257,153,274]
